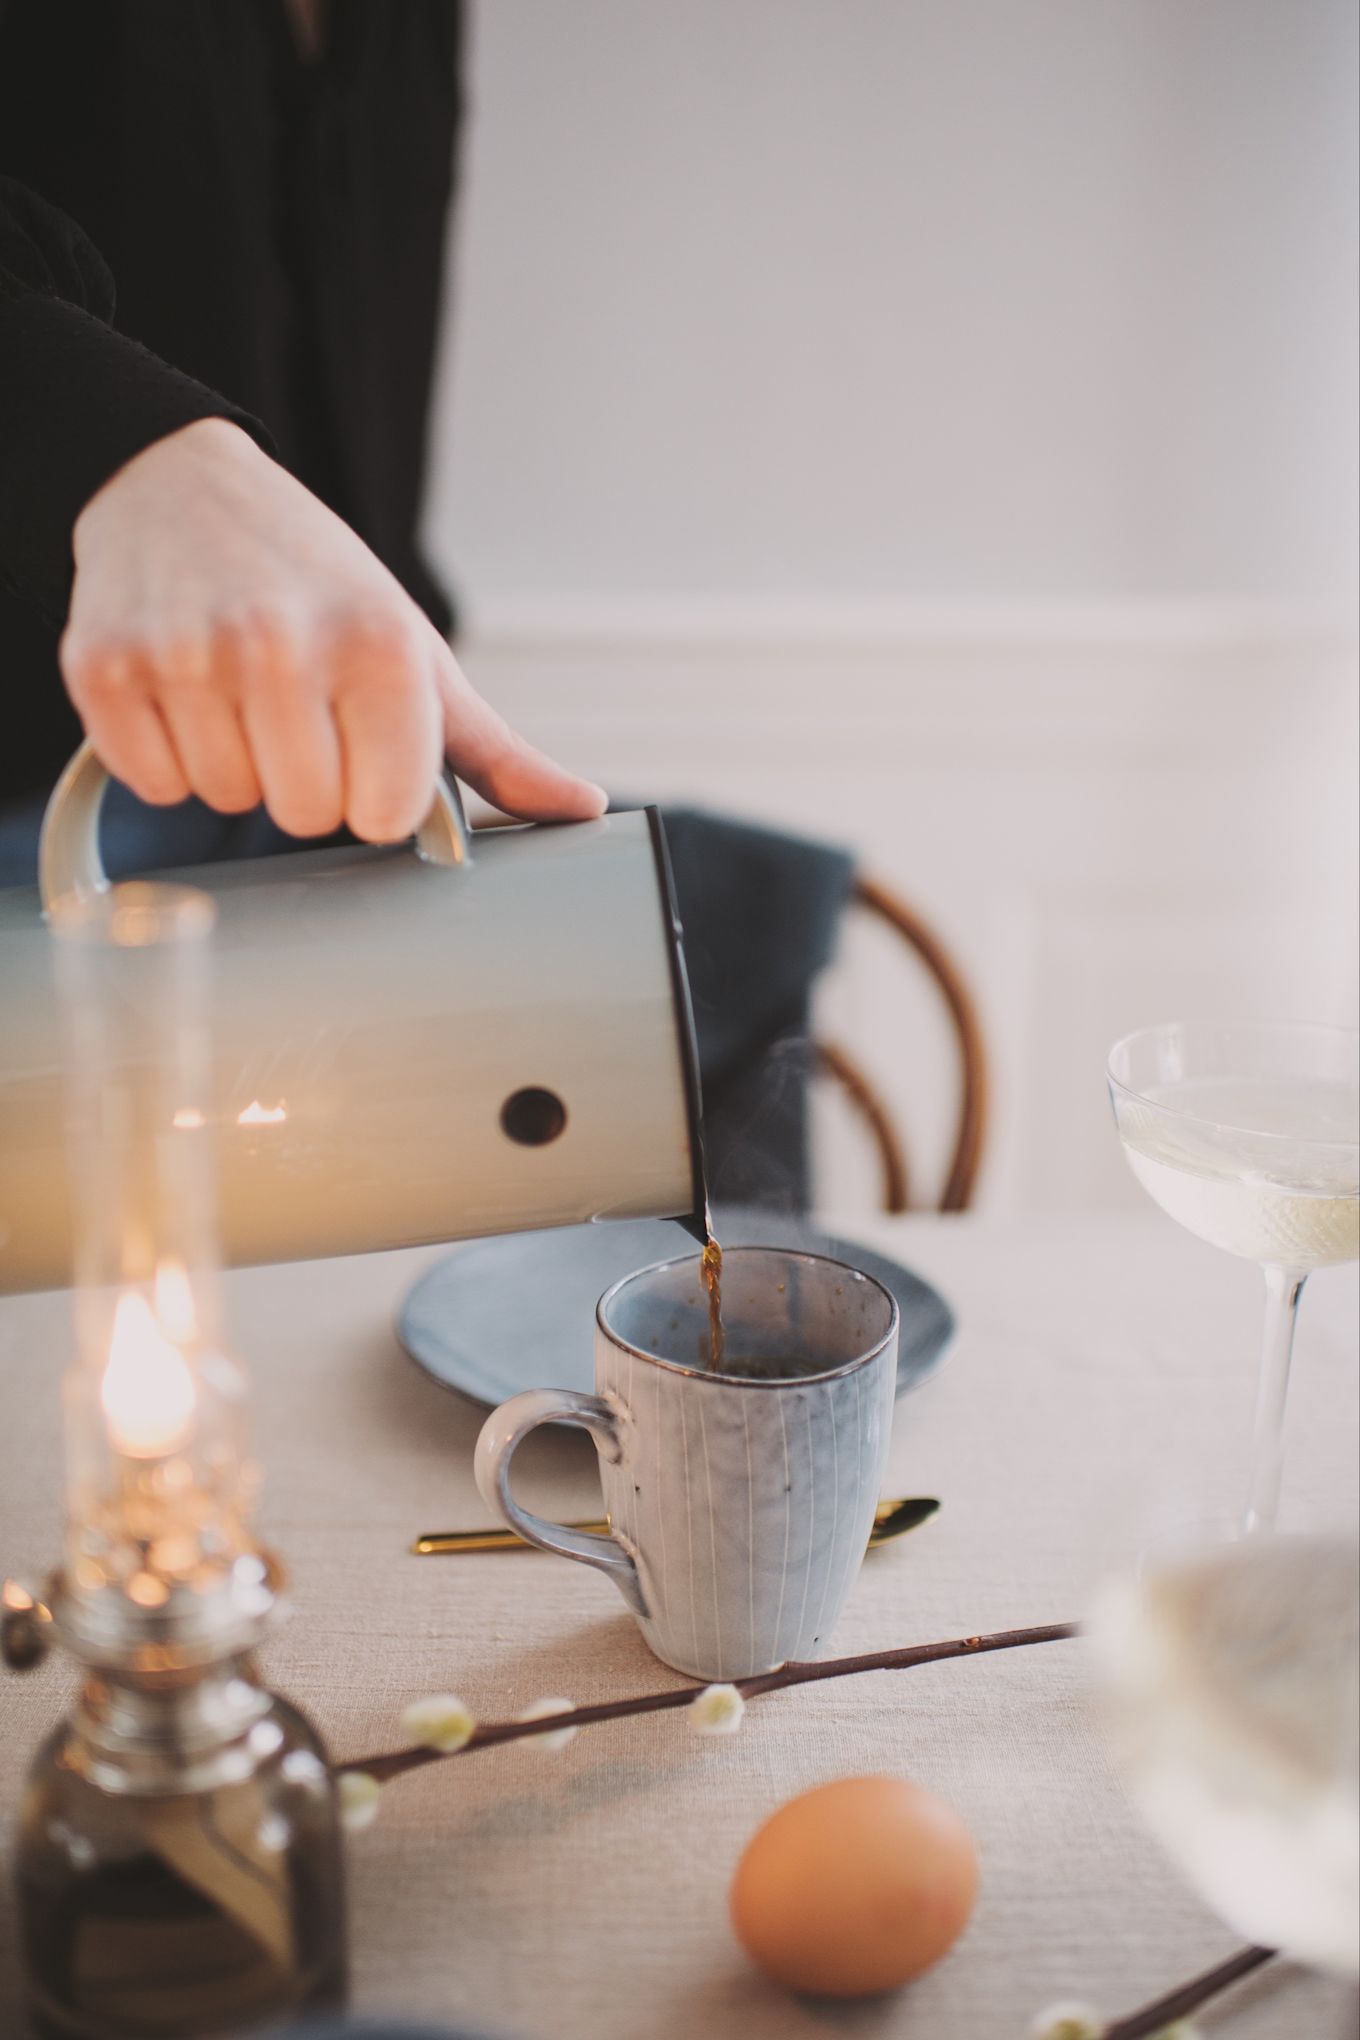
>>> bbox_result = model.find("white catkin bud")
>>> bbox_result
[687,1683,745,1734]
[336,1771,382,1833]
[1028,2006,1103,2040]
[517,1697,578,1751]
[399,1692,476,1754]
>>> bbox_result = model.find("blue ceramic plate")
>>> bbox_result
[398,1206,955,1410]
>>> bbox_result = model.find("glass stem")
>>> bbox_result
[1243,1264,1307,1536]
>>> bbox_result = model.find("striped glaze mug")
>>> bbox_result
[474,1247,900,1679]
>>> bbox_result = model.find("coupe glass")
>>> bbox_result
[1108,1021,1359,1534]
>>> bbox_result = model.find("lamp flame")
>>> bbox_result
[152,1260,199,1345]
[101,1291,197,1459]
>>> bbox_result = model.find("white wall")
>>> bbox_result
[428,0,1358,609]
[423,2,1359,1215]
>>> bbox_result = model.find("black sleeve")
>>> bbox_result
[0,175,272,624]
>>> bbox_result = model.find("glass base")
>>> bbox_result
[17,1687,348,2040]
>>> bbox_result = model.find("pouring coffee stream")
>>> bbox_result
[701,1228,726,1372]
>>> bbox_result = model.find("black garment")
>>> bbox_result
[0,0,462,802]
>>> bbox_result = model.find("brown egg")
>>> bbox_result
[729,1775,978,1998]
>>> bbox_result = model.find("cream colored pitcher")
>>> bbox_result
[0,743,705,1293]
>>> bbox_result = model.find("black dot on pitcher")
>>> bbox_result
[500,1087,567,1146]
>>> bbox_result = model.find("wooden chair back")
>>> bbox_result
[813,877,988,1212]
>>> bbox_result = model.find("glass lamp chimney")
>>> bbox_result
[50,884,257,1629]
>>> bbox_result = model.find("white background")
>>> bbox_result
[423,0,1359,1214]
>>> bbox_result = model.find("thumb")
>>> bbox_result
[430,638,607,822]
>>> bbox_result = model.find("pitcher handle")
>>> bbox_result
[474,1389,648,1619]
[38,739,473,910]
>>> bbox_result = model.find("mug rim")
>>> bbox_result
[595,1245,901,1387]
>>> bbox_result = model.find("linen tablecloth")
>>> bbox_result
[1,1214,1355,2038]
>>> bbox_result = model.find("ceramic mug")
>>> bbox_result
[474,1246,900,1679]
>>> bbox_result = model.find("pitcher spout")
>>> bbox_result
[644,807,711,1248]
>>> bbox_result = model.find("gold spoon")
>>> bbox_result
[412,1495,939,1557]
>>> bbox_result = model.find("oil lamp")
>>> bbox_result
[5,882,347,2040]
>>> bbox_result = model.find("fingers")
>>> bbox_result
[430,640,607,822]
[158,636,262,813]
[235,618,346,840]
[63,612,440,843]
[59,637,191,806]
[331,618,443,843]
[61,607,603,842]
[64,621,339,834]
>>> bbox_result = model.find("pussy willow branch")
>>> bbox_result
[343,1620,1077,1782]
[340,1628,1287,2037]
[1102,1943,1276,2039]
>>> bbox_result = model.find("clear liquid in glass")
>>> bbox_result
[1119,1075,1359,1270]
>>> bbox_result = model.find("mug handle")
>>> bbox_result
[474,1389,648,1619]
[38,739,473,910]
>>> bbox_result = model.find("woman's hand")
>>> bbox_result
[60,418,605,841]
